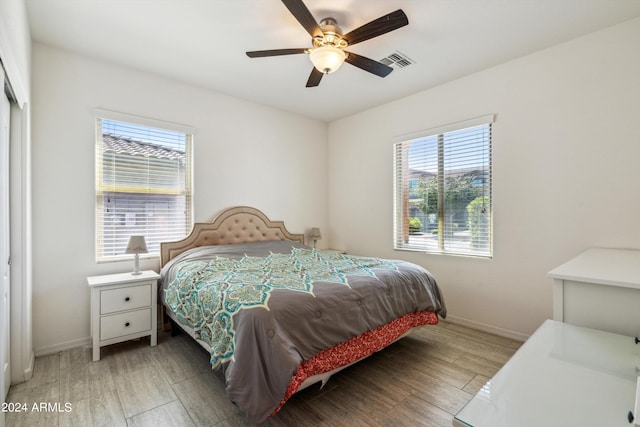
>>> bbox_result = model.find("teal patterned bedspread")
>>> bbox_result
[164,247,401,367]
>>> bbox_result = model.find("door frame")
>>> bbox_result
[1,66,11,404]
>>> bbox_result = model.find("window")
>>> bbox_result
[95,112,193,261]
[394,115,493,257]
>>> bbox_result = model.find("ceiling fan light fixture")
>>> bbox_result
[309,45,346,74]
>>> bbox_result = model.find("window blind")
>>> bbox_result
[394,117,493,257]
[95,117,193,260]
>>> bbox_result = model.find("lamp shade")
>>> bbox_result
[309,46,346,74]
[125,236,148,254]
[309,228,322,240]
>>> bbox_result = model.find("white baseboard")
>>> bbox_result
[34,337,90,357]
[11,351,35,386]
[34,314,165,358]
[444,314,530,342]
[31,317,530,358]
[23,352,34,381]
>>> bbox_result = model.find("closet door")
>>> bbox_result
[0,69,11,402]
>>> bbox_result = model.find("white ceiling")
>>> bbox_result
[25,0,640,122]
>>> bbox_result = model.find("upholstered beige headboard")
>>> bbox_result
[160,206,305,266]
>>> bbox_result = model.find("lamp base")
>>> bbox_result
[131,254,142,275]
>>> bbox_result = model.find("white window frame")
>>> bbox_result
[393,115,494,258]
[94,109,195,262]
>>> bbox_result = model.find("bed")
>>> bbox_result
[159,206,446,424]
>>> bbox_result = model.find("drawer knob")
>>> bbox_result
[125,297,130,302]
[125,322,130,327]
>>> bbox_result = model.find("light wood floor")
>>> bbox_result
[6,321,521,427]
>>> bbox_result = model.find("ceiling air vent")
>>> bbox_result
[380,51,414,69]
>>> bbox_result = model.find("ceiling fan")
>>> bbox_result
[246,0,409,87]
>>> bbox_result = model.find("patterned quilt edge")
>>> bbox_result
[268,310,439,419]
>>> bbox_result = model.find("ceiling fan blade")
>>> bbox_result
[345,51,393,78]
[281,0,323,39]
[343,9,408,46]
[306,68,324,87]
[246,48,308,58]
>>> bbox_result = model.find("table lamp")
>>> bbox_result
[125,235,148,275]
[309,227,322,248]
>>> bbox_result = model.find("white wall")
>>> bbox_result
[328,17,640,340]
[0,0,30,104]
[28,15,640,352]
[31,43,328,354]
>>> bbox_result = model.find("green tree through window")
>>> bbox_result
[394,116,493,257]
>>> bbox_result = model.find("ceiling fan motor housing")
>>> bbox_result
[314,17,348,49]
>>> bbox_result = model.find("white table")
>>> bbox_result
[548,247,640,337]
[453,320,640,427]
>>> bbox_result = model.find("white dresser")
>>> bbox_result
[548,247,640,337]
[87,270,159,361]
[454,320,640,427]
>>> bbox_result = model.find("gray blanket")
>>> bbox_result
[160,241,446,424]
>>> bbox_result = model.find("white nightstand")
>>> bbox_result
[87,270,160,361]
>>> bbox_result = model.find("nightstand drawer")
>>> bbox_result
[100,283,151,314]
[100,308,151,341]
